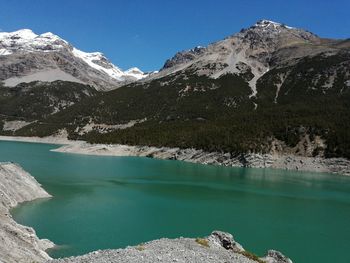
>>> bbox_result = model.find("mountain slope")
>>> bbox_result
[0,80,98,133]
[155,20,344,96]
[0,29,149,91]
[5,20,350,159]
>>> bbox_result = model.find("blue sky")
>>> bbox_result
[0,0,349,71]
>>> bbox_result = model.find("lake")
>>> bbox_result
[0,140,349,262]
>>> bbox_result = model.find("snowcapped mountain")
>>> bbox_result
[0,29,149,90]
[156,19,340,96]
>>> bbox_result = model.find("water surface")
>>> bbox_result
[0,140,349,262]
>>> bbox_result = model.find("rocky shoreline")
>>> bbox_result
[0,135,349,176]
[0,162,54,263]
[52,141,350,176]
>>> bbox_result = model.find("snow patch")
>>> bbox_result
[0,29,66,53]
[0,49,12,55]
[124,67,148,80]
[72,48,125,81]
[0,29,37,40]
[255,20,294,30]
[72,48,149,81]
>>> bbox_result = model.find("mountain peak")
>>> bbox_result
[0,29,38,40]
[239,19,297,36]
[236,19,320,45]
[39,32,57,37]
[14,29,38,38]
[125,67,142,73]
[253,19,293,29]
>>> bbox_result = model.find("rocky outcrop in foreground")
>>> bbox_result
[49,231,292,263]
[0,162,54,263]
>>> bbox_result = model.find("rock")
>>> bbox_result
[262,250,293,263]
[208,231,244,252]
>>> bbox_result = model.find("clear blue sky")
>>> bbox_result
[0,0,349,71]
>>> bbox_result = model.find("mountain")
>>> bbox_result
[0,29,149,91]
[156,20,346,96]
[3,20,350,159]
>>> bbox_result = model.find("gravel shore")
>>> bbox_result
[49,231,292,263]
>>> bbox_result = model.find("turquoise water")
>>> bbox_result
[1,140,350,262]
